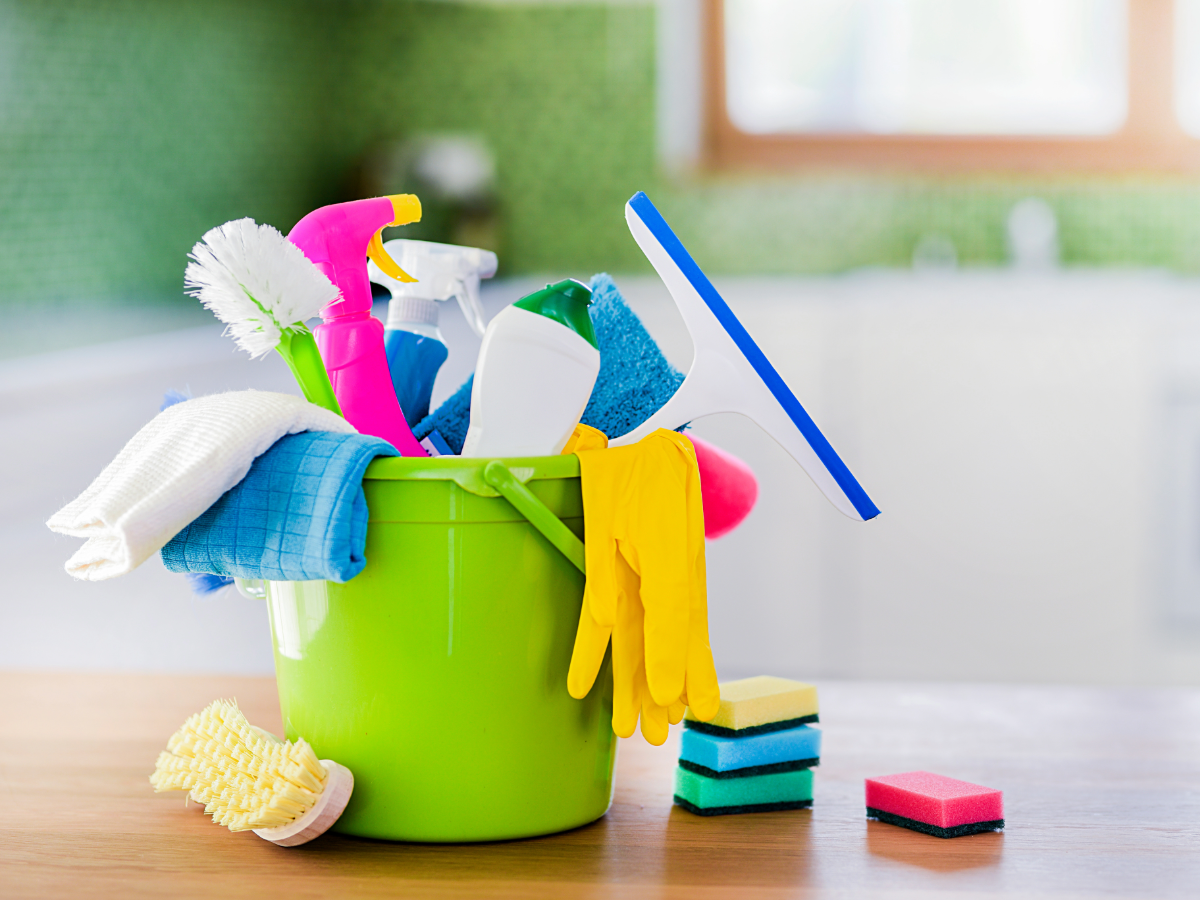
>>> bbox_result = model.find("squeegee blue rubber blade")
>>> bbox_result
[627,191,879,521]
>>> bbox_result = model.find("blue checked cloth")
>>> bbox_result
[160,431,396,583]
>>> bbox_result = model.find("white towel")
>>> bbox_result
[47,390,357,581]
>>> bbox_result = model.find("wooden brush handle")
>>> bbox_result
[253,760,354,848]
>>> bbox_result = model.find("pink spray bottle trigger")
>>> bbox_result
[287,195,428,456]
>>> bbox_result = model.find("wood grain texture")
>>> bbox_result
[1,672,1198,899]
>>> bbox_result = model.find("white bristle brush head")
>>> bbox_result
[185,218,341,359]
[151,700,353,846]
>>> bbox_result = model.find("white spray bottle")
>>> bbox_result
[460,279,600,457]
[369,239,498,426]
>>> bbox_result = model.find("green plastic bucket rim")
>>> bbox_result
[236,454,588,600]
[365,453,580,498]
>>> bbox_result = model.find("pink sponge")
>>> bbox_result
[691,436,759,540]
[865,771,1004,839]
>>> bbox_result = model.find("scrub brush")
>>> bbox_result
[186,218,343,416]
[151,699,354,847]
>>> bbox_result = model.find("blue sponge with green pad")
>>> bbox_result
[411,274,681,454]
[674,766,814,816]
[679,724,821,779]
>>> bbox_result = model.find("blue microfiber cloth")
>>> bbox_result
[160,430,396,583]
[580,273,684,437]
[412,274,683,453]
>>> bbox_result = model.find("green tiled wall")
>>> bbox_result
[0,0,357,304]
[4,0,1200,308]
[665,175,1200,274]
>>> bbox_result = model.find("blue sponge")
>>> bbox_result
[579,273,684,438]
[679,724,822,779]
[413,374,474,453]
[412,274,682,454]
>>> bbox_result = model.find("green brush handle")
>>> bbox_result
[276,329,342,417]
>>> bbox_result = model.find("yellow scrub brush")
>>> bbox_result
[150,700,353,847]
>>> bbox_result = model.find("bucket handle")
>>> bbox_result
[483,460,585,574]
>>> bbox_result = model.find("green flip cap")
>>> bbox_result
[514,279,598,349]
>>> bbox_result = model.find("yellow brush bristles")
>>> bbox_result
[150,699,327,832]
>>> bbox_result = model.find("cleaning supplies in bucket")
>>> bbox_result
[369,239,498,426]
[151,699,354,847]
[287,195,427,456]
[46,391,355,580]
[460,279,601,457]
[184,218,343,416]
[161,431,397,583]
[414,274,760,537]
[567,428,720,745]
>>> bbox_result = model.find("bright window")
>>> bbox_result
[724,0,1129,136]
[1176,0,1200,136]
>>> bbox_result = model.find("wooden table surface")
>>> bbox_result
[2,672,1197,899]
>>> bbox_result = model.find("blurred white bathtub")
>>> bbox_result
[4,270,1200,684]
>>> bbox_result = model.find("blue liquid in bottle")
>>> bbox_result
[384,327,449,427]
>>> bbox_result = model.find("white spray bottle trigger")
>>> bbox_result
[369,239,498,337]
[452,273,487,337]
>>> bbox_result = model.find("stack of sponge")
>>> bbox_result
[673,676,821,816]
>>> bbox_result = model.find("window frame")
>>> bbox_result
[704,0,1200,172]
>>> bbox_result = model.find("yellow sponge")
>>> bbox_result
[685,676,818,737]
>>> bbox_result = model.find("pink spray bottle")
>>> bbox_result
[287,195,427,456]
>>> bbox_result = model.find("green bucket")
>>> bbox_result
[254,454,616,843]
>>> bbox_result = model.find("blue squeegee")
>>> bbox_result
[615,192,879,522]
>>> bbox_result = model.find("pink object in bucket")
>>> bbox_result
[288,196,426,456]
[690,436,758,539]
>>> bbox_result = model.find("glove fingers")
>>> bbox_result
[635,435,691,707]
[612,672,640,739]
[683,543,721,722]
[610,571,645,739]
[668,698,686,725]
[639,682,670,746]
[567,587,612,700]
[576,448,625,628]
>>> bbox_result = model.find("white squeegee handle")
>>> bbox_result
[615,192,880,522]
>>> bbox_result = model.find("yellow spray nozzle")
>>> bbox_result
[387,193,422,227]
[367,194,423,282]
[367,229,416,283]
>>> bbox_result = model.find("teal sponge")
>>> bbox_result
[673,766,813,816]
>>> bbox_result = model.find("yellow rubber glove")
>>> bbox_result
[562,423,609,454]
[566,429,719,744]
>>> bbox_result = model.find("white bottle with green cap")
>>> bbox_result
[460,279,600,457]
